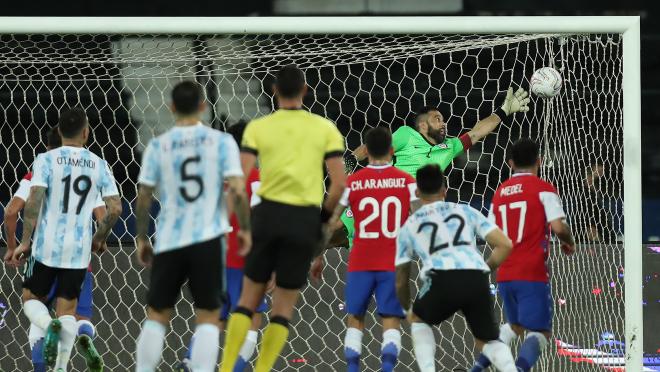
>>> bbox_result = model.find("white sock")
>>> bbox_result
[499,323,517,346]
[23,300,52,330]
[382,328,401,355]
[411,322,436,372]
[482,340,516,372]
[190,323,220,372]
[238,330,259,362]
[28,323,46,349]
[54,315,77,371]
[344,327,363,355]
[135,320,167,372]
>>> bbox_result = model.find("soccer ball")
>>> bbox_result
[530,67,562,98]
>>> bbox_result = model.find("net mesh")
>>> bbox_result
[0,32,623,371]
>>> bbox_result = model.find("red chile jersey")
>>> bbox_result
[490,173,566,283]
[226,168,261,269]
[340,164,417,272]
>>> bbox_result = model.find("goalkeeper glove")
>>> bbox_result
[500,87,530,116]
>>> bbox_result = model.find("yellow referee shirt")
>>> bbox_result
[242,109,345,207]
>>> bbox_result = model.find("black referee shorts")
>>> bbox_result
[147,236,224,311]
[413,269,499,341]
[244,198,321,290]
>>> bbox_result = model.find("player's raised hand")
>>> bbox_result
[11,242,30,267]
[501,87,530,116]
[310,255,324,284]
[236,230,252,257]
[136,237,154,267]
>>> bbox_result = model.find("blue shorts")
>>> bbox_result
[345,271,405,318]
[498,281,552,332]
[45,271,94,319]
[221,268,268,320]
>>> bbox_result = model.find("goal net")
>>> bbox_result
[0,30,625,371]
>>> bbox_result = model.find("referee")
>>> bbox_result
[220,65,346,372]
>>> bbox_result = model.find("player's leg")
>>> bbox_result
[29,277,56,372]
[512,282,553,372]
[471,281,521,372]
[344,271,375,372]
[374,271,405,372]
[74,270,103,372]
[234,272,267,372]
[52,267,87,371]
[463,271,516,372]
[136,248,186,372]
[186,237,225,372]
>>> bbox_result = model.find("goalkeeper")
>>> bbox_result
[354,88,530,176]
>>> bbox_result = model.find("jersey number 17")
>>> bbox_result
[497,201,528,243]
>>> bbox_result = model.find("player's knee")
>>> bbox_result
[22,289,40,303]
[526,331,549,349]
[147,307,173,324]
[195,308,221,326]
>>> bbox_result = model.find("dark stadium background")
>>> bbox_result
[0,0,658,370]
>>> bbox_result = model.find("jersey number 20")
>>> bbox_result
[358,196,402,239]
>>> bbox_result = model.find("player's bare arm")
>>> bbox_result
[550,218,576,255]
[3,196,25,266]
[135,185,155,267]
[468,87,531,144]
[484,228,514,270]
[11,186,46,264]
[226,175,252,256]
[240,151,257,179]
[93,195,121,253]
[394,262,412,311]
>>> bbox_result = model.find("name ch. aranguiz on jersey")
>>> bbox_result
[350,177,408,190]
[160,135,215,152]
[56,156,96,169]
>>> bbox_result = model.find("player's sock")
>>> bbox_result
[411,322,436,372]
[54,315,77,371]
[220,307,253,372]
[515,332,547,372]
[24,300,52,330]
[76,319,95,338]
[234,330,259,372]
[29,323,47,372]
[135,319,167,372]
[254,316,289,372]
[482,340,516,372]
[344,327,363,372]
[381,329,401,372]
[189,323,220,372]
[471,323,517,371]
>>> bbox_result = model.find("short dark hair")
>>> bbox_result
[58,107,88,138]
[275,64,306,99]
[510,138,539,168]
[172,80,204,115]
[416,164,447,195]
[414,105,440,128]
[226,121,247,147]
[364,127,392,158]
[46,126,62,149]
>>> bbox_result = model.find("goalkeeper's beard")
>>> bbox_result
[427,127,446,144]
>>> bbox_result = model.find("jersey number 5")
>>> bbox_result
[497,201,527,243]
[179,156,204,202]
[358,196,402,239]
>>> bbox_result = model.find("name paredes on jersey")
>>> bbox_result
[161,135,215,152]
[350,177,407,191]
[56,156,96,169]
[499,183,523,196]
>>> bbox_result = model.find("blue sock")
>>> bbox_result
[516,336,541,372]
[32,338,46,372]
[77,322,94,338]
[471,353,492,372]
[345,347,360,372]
[381,342,398,372]
[233,356,248,372]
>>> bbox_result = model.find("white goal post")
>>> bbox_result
[0,16,641,371]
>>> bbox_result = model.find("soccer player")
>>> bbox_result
[328,127,416,372]
[11,108,122,371]
[471,138,576,372]
[353,88,530,176]
[3,126,106,372]
[220,64,346,372]
[395,164,516,372]
[134,81,250,372]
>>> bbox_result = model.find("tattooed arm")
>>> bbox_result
[11,186,46,263]
[93,195,122,244]
[226,176,252,255]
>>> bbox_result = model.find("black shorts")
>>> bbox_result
[22,256,87,300]
[244,199,321,290]
[147,236,224,311]
[412,270,499,341]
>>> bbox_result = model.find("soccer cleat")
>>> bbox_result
[77,334,104,372]
[43,319,62,367]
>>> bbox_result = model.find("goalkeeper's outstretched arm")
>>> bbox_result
[468,87,530,145]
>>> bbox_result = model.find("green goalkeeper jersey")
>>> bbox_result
[392,125,465,176]
[340,208,354,249]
